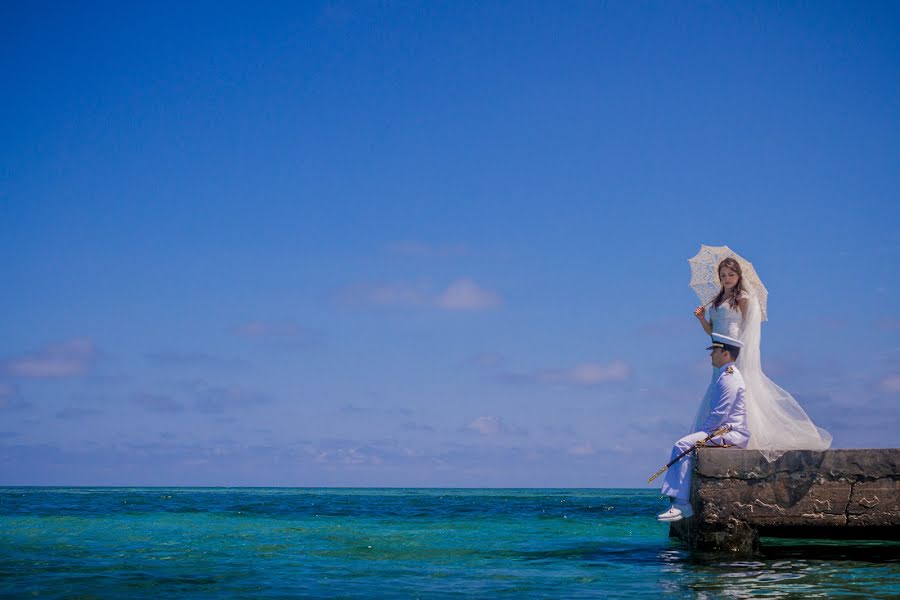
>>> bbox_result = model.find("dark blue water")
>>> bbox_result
[1,488,897,598]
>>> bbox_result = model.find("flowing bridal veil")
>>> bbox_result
[691,291,832,461]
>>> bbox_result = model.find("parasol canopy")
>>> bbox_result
[688,245,768,321]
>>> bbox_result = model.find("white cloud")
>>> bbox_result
[879,374,900,393]
[465,415,502,435]
[5,338,97,378]
[312,446,384,466]
[304,438,423,467]
[462,415,526,436]
[0,382,30,411]
[524,360,632,386]
[568,443,597,457]
[435,279,502,311]
[193,384,272,413]
[401,421,436,432]
[333,279,502,312]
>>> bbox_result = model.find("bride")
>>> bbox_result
[692,257,832,460]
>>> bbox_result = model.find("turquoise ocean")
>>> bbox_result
[1,487,898,598]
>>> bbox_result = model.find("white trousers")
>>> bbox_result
[660,430,749,502]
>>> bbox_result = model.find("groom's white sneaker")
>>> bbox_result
[657,503,693,522]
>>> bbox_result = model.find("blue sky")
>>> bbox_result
[2,1,898,486]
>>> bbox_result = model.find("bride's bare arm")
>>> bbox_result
[694,306,712,335]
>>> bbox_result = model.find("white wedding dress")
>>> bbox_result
[690,289,832,461]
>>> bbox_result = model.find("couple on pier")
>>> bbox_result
[656,246,832,522]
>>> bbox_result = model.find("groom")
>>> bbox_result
[657,333,751,522]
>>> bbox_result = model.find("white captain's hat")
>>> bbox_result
[707,333,743,350]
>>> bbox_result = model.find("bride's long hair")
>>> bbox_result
[712,257,745,310]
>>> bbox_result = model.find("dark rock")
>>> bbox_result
[671,448,900,552]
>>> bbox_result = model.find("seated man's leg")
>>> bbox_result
[703,430,750,449]
[659,431,708,502]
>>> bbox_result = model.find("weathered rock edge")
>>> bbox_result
[669,448,900,552]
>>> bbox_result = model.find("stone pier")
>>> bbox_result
[669,448,900,552]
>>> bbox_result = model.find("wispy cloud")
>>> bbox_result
[434,279,501,311]
[0,382,31,411]
[537,361,632,385]
[500,360,632,386]
[461,415,527,436]
[311,445,385,466]
[879,374,900,393]
[3,338,97,378]
[332,279,502,311]
[401,421,436,432]
[568,442,597,457]
[193,384,272,414]
[306,438,423,467]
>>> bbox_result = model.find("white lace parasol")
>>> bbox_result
[688,245,768,322]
